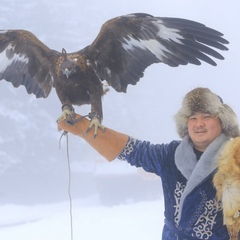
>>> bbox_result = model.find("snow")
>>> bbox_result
[0,199,164,240]
[0,0,240,240]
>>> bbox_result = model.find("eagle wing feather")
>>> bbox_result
[83,13,228,92]
[0,30,57,98]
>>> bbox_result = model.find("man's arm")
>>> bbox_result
[57,114,129,161]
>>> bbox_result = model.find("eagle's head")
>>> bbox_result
[60,48,77,78]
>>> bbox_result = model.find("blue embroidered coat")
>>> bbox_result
[118,134,230,239]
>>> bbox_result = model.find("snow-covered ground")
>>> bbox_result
[0,0,240,239]
[0,199,164,240]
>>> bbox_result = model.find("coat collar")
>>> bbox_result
[175,133,229,180]
[175,133,229,220]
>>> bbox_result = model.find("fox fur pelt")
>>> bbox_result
[213,137,240,240]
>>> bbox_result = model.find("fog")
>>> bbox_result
[0,0,239,239]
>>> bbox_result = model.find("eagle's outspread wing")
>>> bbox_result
[0,30,58,98]
[85,13,228,93]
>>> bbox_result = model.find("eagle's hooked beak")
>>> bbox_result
[64,68,71,78]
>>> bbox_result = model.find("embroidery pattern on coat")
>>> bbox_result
[118,137,137,160]
[192,191,221,239]
[173,182,185,225]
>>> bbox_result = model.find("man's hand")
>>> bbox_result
[58,113,90,138]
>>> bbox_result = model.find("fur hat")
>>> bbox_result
[175,87,239,138]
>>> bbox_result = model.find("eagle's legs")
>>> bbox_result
[57,104,75,129]
[86,112,106,138]
[57,104,105,138]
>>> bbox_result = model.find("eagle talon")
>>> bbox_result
[86,116,106,138]
[64,118,74,126]
[57,107,75,130]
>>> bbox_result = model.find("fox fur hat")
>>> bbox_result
[175,87,240,138]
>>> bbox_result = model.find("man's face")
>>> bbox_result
[187,112,223,152]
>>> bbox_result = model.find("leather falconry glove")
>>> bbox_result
[57,114,129,161]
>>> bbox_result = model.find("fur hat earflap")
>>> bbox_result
[175,87,240,138]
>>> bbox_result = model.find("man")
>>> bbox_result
[58,87,239,239]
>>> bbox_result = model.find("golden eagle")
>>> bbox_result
[0,13,229,137]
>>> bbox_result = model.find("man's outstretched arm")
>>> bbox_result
[58,114,129,161]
